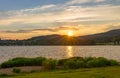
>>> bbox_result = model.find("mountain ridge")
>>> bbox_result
[0,29,120,45]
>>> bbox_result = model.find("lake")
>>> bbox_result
[0,46,120,64]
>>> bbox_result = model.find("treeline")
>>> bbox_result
[0,35,95,45]
[1,29,120,45]
[0,35,120,45]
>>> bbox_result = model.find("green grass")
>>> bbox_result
[4,66,120,78]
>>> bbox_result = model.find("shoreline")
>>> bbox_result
[0,56,119,76]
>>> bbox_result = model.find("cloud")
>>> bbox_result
[0,4,57,20]
[2,30,32,33]
[66,0,106,5]
[0,0,120,39]
[2,23,120,34]
[1,23,120,39]
[2,26,80,33]
[1,4,120,26]
[19,4,57,14]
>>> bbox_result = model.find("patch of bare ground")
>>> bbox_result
[0,66,43,75]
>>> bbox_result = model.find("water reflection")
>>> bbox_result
[1,46,120,64]
[66,46,73,58]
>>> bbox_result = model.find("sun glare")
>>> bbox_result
[68,31,73,36]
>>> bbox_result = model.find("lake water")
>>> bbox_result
[0,46,120,64]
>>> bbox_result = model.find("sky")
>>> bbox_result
[0,0,120,39]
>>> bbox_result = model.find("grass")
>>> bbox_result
[0,57,119,78]
[3,66,120,78]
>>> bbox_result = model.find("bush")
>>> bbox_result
[32,57,46,66]
[58,59,67,66]
[109,60,119,66]
[63,57,119,69]
[77,61,86,68]
[64,59,86,69]
[0,57,119,69]
[83,57,96,62]
[86,57,119,68]
[43,59,58,70]
[13,67,21,73]
[0,73,8,77]
[64,60,76,69]
[1,57,46,68]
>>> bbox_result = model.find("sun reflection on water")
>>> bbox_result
[66,46,73,58]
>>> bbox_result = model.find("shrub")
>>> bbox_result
[86,57,119,68]
[69,57,83,60]
[86,59,97,68]
[32,57,46,66]
[77,61,86,68]
[63,57,120,69]
[0,73,8,77]
[0,57,119,69]
[109,60,119,66]
[43,59,58,70]
[64,60,76,69]
[83,57,96,62]
[58,59,67,66]
[1,57,46,68]
[64,59,86,69]
[13,67,21,73]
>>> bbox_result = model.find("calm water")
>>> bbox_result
[0,46,120,64]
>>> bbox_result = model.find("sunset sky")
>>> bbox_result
[0,0,120,39]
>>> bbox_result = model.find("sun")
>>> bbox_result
[68,31,73,36]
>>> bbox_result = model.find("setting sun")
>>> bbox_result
[68,31,73,36]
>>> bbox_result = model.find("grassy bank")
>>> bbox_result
[0,57,119,77]
[2,66,120,78]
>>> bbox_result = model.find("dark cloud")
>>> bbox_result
[2,30,31,33]
[2,26,80,33]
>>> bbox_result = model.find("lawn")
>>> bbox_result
[5,66,120,78]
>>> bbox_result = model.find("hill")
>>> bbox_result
[80,29,120,44]
[26,29,120,45]
[0,29,120,45]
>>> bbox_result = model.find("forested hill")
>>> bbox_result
[0,29,120,45]
[79,29,120,44]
